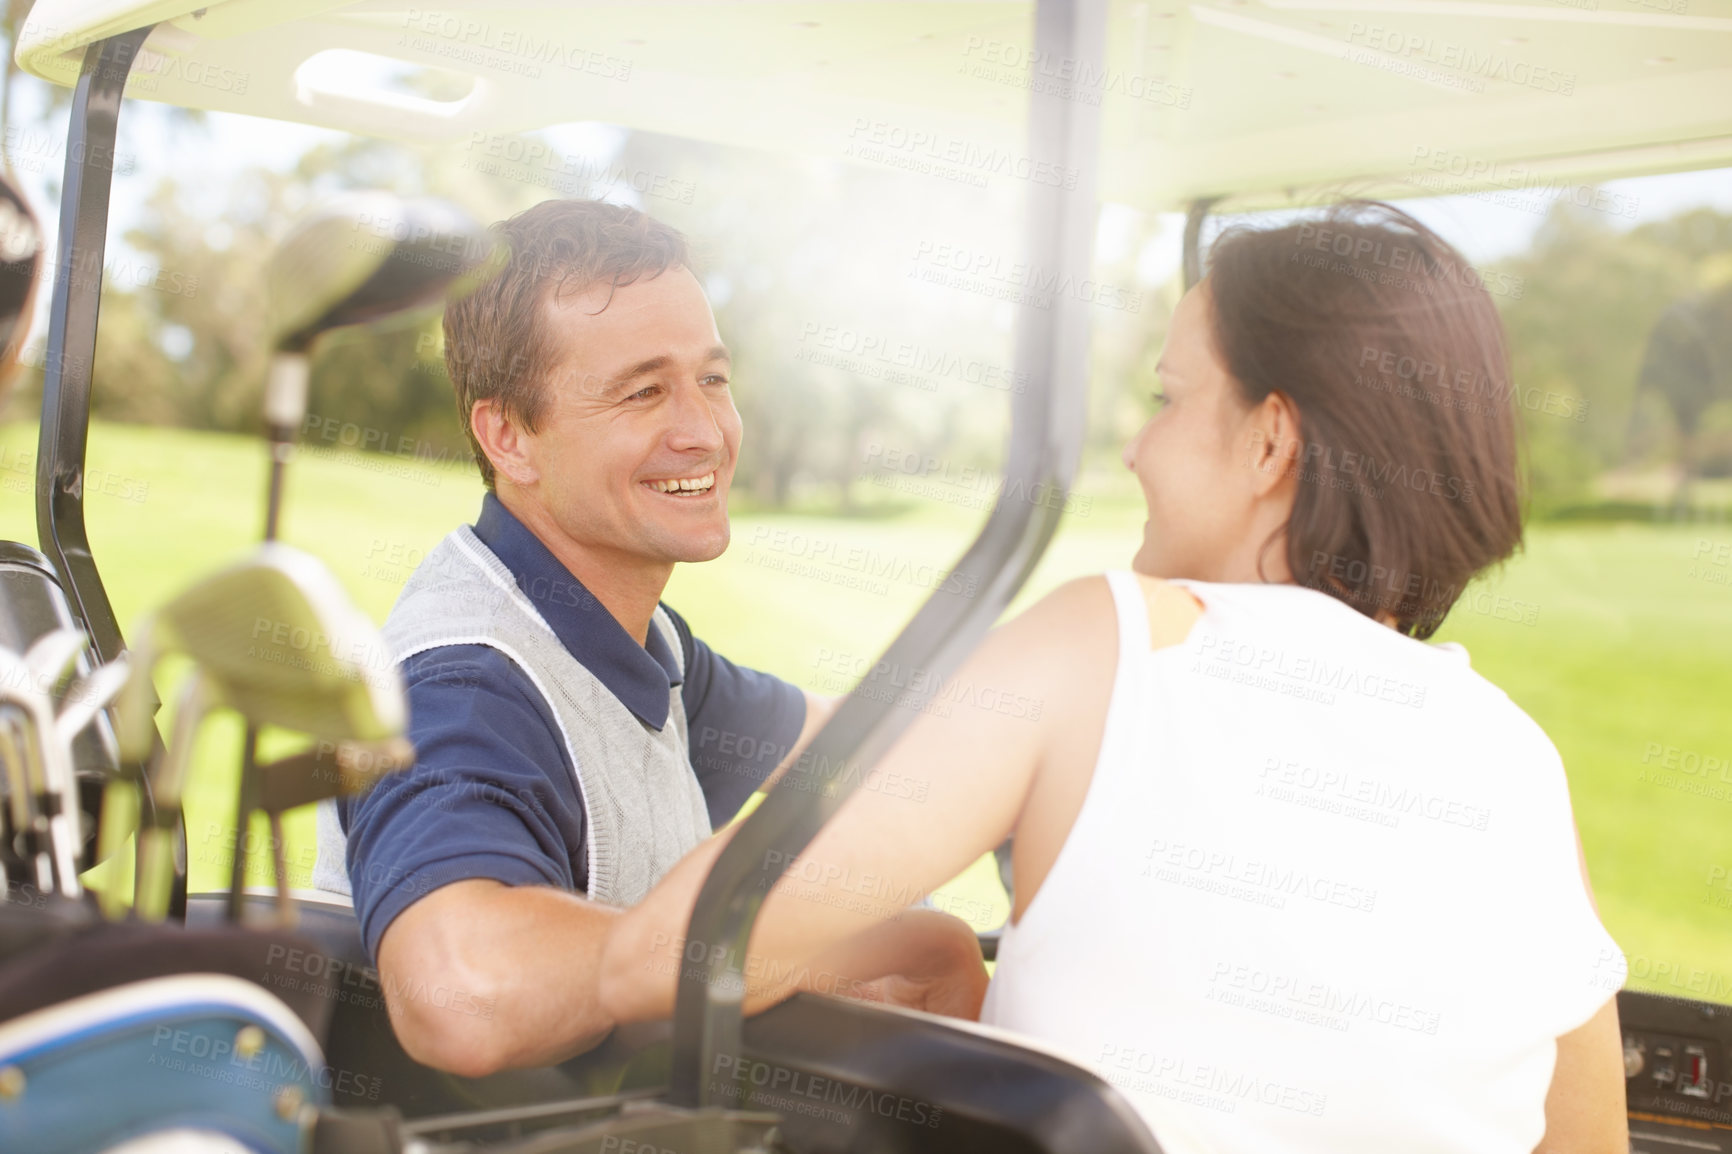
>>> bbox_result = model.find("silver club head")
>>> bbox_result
[117,544,406,920]
[0,636,92,899]
[119,542,406,762]
[266,192,503,357]
[23,628,86,692]
[55,656,130,751]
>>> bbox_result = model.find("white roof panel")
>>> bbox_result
[17,0,1732,211]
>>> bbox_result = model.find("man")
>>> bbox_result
[314,199,981,1078]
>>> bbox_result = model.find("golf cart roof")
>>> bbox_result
[17,0,1732,212]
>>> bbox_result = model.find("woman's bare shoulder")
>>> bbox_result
[1011,572,1202,653]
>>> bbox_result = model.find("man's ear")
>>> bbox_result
[470,398,539,488]
[1244,390,1302,499]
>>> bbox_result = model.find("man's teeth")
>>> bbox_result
[647,473,716,494]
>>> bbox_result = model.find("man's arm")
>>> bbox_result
[376,880,620,1077]
[764,689,837,787]
[342,648,610,1079]
[665,602,836,816]
[601,578,1107,1024]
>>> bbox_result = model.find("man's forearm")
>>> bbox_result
[378,879,622,1077]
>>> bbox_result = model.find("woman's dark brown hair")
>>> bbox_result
[1205,201,1523,638]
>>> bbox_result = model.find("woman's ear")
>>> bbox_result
[1244,390,1302,499]
[470,398,539,488]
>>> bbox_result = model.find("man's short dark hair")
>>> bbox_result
[444,199,689,488]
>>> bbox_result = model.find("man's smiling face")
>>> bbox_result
[519,265,741,566]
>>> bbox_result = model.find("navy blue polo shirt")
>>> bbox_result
[338,492,806,959]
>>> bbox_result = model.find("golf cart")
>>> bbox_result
[3,0,1731,1150]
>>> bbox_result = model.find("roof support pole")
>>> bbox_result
[35,27,152,666]
[33,27,173,911]
[669,0,1108,1108]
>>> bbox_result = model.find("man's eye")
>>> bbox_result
[702,374,730,388]
[629,385,660,401]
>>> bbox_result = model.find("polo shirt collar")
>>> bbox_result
[473,491,681,729]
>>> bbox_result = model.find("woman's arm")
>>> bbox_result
[1536,997,1625,1154]
[599,576,1117,1023]
[1535,832,1628,1153]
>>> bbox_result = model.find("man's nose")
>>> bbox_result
[665,379,724,452]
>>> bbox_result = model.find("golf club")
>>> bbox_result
[222,193,500,922]
[260,191,504,542]
[117,543,408,922]
[0,631,128,901]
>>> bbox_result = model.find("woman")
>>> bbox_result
[599,203,1627,1152]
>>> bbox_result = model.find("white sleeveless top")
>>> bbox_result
[981,572,1625,1154]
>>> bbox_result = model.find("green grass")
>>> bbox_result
[4,420,1730,1000]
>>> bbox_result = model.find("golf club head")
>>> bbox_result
[0,640,89,899]
[118,543,406,761]
[55,657,131,751]
[23,629,87,694]
[265,191,505,355]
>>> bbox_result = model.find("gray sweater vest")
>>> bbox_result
[312,525,712,907]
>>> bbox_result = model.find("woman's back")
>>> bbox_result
[984,571,1623,1153]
